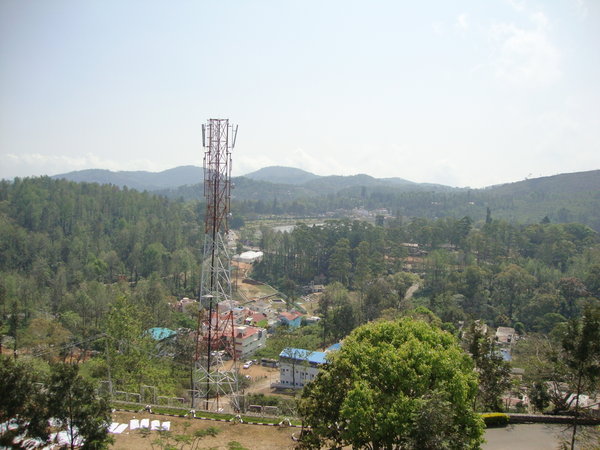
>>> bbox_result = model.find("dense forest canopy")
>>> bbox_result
[0,177,206,351]
[2,176,599,340]
[1,176,599,425]
[253,215,599,332]
[54,166,600,231]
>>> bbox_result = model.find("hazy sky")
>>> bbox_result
[1,0,599,187]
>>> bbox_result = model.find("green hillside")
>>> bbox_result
[45,165,600,231]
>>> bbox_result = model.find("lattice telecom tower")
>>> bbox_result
[193,119,240,411]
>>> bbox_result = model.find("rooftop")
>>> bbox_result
[279,348,328,364]
[279,311,303,320]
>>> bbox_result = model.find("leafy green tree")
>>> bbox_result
[0,280,6,354]
[362,277,396,322]
[328,238,352,287]
[352,241,372,291]
[459,265,491,317]
[20,317,72,361]
[424,249,454,297]
[134,275,172,327]
[47,363,112,449]
[318,283,355,343]
[529,381,550,412]
[584,264,600,298]
[387,271,419,310]
[141,242,168,277]
[253,324,321,360]
[560,305,600,449]
[0,356,49,447]
[298,318,484,449]
[103,295,157,391]
[558,277,588,319]
[170,248,195,295]
[492,264,536,321]
[454,216,473,248]
[519,291,562,332]
[466,322,511,411]
[8,300,21,358]
[512,334,575,414]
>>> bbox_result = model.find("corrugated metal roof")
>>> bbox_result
[279,348,327,364]
[326,343,342,352]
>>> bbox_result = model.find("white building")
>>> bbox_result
[277,343,341,389]
[232,325,267,358]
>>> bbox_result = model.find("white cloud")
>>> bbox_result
[431,21,444,36]
[530,11,549,28]
[573,0,588,19]
[489,10,561,87]
[455,13,469,31]
[506,0,526,13]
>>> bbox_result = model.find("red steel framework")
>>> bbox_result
[193,119,239,411]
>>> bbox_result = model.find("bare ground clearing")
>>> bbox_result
[110,410,298,450]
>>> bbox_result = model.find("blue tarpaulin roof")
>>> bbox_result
[147,327,176,341]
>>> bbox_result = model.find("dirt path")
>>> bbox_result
[242,366,279,391]
[405,283,420,300]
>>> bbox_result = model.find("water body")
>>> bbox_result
[272,223,324,233]
[272,225,296,233]
[483,424,575,449]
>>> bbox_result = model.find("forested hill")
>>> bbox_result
[51,166,203,191]
[50,165,600,198]
[485,170,600,196]
[52,165,455,194]
[243,166,321,185]
[47,166,600,230]
[0,177,205,312]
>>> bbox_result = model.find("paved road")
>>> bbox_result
[483,424,573,449]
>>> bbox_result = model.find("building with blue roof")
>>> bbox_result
[326,342,342,352]
[276,344,341,389]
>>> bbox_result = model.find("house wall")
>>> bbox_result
[234,328,267,358]
[279,360,321,388]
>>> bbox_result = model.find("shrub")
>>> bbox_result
[481,412,509,428]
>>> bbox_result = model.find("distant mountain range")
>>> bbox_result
[51,166,204,192]
[51,165,600,196]
[49,165,600,230]
[52,165,459,194]
[50,165,600,200]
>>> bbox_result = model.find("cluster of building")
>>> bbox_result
[171,296,309,359]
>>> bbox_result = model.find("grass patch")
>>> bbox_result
[111,402,302,426]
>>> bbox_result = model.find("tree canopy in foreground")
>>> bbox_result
[298,318,484,449]
[0,357,112,449]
